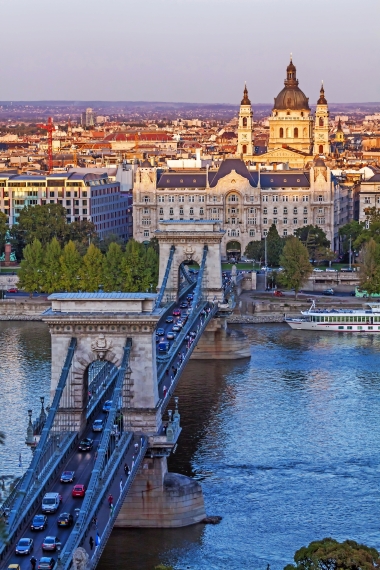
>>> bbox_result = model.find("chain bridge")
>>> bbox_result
[0,221,250,570]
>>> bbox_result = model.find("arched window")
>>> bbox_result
[242,117,247,127]
[294,127,298,138]
[301,112,304,117]
[279,128,284,138]
[242,145,247,154]
[319,117,324,127]
[319,145,324,154]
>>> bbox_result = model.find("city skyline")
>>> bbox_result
[2,0,379,103]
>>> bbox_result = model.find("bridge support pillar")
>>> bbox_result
[116,455,206,528]
[191,317,251,359]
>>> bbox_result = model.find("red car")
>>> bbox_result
[7,288,18,293]
[72,484,86,498]
[273,290,284,297]
[172,309,181,316]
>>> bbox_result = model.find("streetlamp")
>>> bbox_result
[349,235,352,270]
[39,396,47,424]
[25,409,34,445]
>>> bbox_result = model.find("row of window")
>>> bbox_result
[263,218,307,226]
[262,195,324,203]
[311,315,380,323]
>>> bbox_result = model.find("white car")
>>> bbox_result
[92,419,104,432]
[313,268,324,272]
[326,268,338,272]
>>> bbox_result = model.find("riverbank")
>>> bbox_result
[0,299,50,320]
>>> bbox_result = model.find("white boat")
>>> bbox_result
[285,300,380,332]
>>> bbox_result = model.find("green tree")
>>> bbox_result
[60,241,82,292]
[278,237,312,299]
[339,220,364,254]
[67,220,97,250]
[102,242,124,291]
[354,208,380,249]
[284,537,380,570]
[79,244,104,291]
[120,239,159,292]
[15,203,68,248]
[294,225,330,262]
[18,239,44,296]
[0,211,8,254]
[245,240,265,263]
[43,237,62,294]
[98,233,125,254]
[359,238,380,295]
[266,224,285,266]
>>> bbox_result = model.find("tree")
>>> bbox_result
[98,233,125,254]
[0,211,8,254]
[245,240,265,264]
[354,208,380,249]
[60,241,82,292]
[102,242,124,291]
[266,224,285,266]
[79,244,104,291]
[359,238,380,295]
[278,237,312,299]
[294,225,330,262]
[67,220,97,250]
[18,239,44,296]
[15,203,68,248]
[43,237,62,294]
[339,220,364,255]
[284,537,380,570]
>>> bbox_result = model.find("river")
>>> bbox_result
[1,321,380,569]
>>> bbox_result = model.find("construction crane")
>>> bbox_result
[37,117,54,173]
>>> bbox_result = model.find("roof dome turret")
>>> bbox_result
[317,82,327,105]
[241,83,251,105]
[273,58,310,111]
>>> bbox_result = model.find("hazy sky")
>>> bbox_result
[2,0,379,103]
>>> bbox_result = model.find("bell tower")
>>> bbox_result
[237,84,254,157]
[313,82,330,156]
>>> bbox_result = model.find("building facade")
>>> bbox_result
[133,158,339,258]
[0,171,132,241]
[357,169,380,224]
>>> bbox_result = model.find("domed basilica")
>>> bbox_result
[237,58,330,168]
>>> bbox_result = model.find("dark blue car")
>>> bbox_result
[30,514,47,531]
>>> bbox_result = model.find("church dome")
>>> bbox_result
[273,58,310,111]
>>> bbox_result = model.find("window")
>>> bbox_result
[189,196,195,202]
[82,191,87,198]
[144,195,150,203]
[263,229,268,237]
[159,207,163,215]
[142,218,151,225]
[189,207,194,215]
[169,207,174,215]
[317,217,325,224]
[144,229,149,237]
[229,194,238,202]
[249,208,256,214]
[279,127,284,138]
[249,229,255,237]
[283,195,288,202]
[250,196,255,202]
[66,191,71,197]
[66,200,71,206]
[263,207,268,214]
[248,218,256,225]
[319,145,323,154]
[50,191,55,197]
[242,145,247,154]
[199,195,204,202]
[200,208,204,215]
[158,196,165,203]
[284,207,288,214]
[274,218,278,224]
[302,195,309,202]
[294,127,298,138]
[303,207,307,214]
[364,197,371,204]
[143,208,149,214]
[179,196,184,203]
[318,195,323,202]
[293,196,299,202]
[74,208,79,215]
[262,195,268,202]
[283,229,288,236]
[179,207,184,215]
[231,218,236,224]
[169,196,175,203]
[303,218,308,225]
[273,195,278,202]
[273,207,278,214]
[319,117,324,127]
[213,196,218,203]
[293,207,298,214]
[263,218,268,224]
[318,208,324,214]
[293,218,298,225]
[242,117,247,127]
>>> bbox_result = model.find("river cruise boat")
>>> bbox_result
[286,301,380,332]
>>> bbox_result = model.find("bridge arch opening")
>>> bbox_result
[226,240,241,262]
[85,360,118,407]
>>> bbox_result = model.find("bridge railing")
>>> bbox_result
[2,338,77,543]
[154,245,175,310]
[86,364,118,419]
[58,339,133,568]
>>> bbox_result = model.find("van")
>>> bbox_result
[41,492,61,513]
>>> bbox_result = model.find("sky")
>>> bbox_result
[1,0,379,104]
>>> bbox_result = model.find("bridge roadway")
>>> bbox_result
[3,406,140,570]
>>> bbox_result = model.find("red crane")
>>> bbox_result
[37,117,54,173]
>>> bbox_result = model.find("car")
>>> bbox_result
[42,537,61,552]
[57,512,73,528]
[326,268,337,272]
[15,538,33,555]
[273,290,284,297]
[166,331,176,340]
[102,400,112,413]
[156,327,165,336]
[8,565,21,570]
[7,288,18,293]
[340,267,354,272]
[165,316,174,323]
[180,302,188,309]
[30,514,48,531]
[92,419,104,432]
[60,471,75,484]
[78,438,93,451]
[72,484,86,498]
[172,325,181,332]
[181,312,188,320]
[323,288,334,296]
[158,341,170,352]
[172,309,181,316]
[186,294,193,301]
[313,268,324,272]
[37,557,56,569]
[41,493,61,514]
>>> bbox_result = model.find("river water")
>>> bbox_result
[1,322,380,570]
